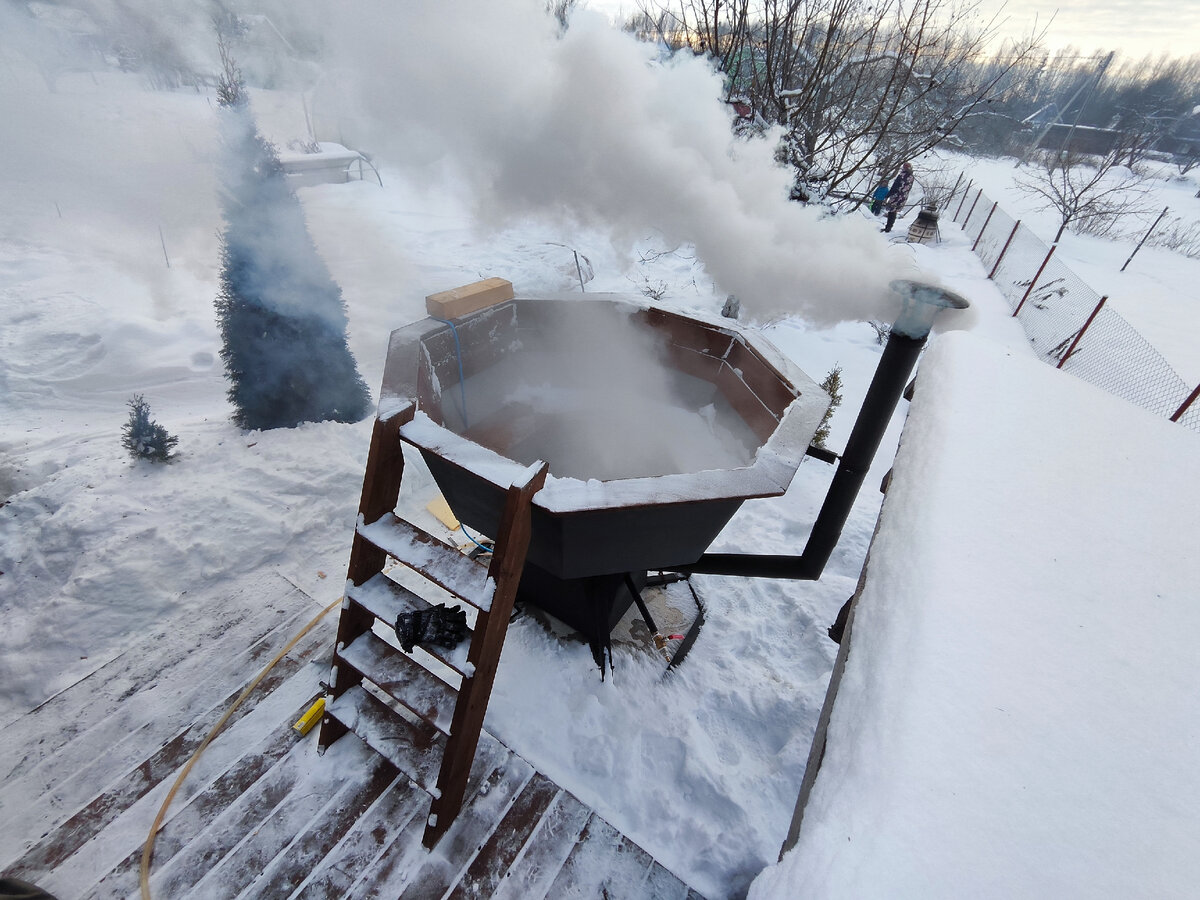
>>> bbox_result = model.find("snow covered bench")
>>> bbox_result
[277,142,382,187]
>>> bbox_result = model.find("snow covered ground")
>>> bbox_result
[938,150,1200,386]
[2,10,1199,898]
[750,330,1200,899]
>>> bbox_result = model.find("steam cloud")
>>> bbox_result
[1,0,927,326]
[317,1,918,325]
[453,305,758,481]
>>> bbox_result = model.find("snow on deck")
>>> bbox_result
[751,331,1200,898]
[0,565,703,899]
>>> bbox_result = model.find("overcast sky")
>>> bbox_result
[583,0,1200,61]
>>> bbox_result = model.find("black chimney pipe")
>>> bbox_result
[670,280,968,581]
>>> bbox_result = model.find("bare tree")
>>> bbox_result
[546,0,580,31]
[910,158,960,211]
[1176,149,1200,177]
[634,0,1045,203]
[1015,149,1152,242]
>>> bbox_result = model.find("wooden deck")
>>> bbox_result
[0,570,703,899]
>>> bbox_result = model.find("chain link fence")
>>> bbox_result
[943,181,1200,433]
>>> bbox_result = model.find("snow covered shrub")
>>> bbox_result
[213,43,370,431]
[1148,216,1200,259]
[122,395,178,462]
[912,163,959,211]
[640,279,668,301]
[813,364,843,449]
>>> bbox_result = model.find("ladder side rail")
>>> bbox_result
[423,461,548,847]
[321,403,415,750]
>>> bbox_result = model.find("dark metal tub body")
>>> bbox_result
[380,295,827,640]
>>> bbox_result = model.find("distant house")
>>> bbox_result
[1034,123,1123,156]
[1020,103,1059,128]
[1153,108,1200,161]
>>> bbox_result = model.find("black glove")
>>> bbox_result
[395,603,468,653]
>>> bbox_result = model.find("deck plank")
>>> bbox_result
[188,740,394,899]
[544,814,659,899]
[486,789,594,900]
[3,570,708,900]
[348,736,526,900]
[0,571,307,783]
[240,757,400,899]
[145,740,318,899]
[640,857,696,900]
[6,636,326,882]
[393,760,538,900]
[37,659,327,899]
[445,772,562,900]
[0,600,328,863]
[77,724,299,900]
[289,776,431,900]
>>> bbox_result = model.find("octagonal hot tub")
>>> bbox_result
[381,294,828,651]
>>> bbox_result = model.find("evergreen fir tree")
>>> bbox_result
[813,364,843,449]
[213,43,370,431]
[122,395,178,461]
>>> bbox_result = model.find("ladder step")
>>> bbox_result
[326,685,446,796]
[358,513,494,611]
[346,574,476,677]
[338,631,458,735]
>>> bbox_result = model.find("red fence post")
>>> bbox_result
[940,173,965,218]
[1170,383,1200,422]
[960,189,983,231]
[1122,205,1169,273]
[1056,296,1108,369]
[971,201,999,252]
[989,220,1021,279]
[953,180,973,220]
[1013,244,1056,318]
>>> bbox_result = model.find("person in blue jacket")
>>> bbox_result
[882,162,914,233]
[869,179,890,215]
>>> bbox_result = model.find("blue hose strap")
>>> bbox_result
[431,316,469,430]
[460,523,493,553]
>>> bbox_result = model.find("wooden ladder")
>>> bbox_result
[318,403,548,848]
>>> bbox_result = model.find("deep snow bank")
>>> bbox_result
[750,330,1200,898]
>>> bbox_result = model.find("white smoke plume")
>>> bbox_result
[0,0,927,326]
[316,1,919,325]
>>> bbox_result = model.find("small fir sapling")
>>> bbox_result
[122,395,178,461]
[813,364,843,448]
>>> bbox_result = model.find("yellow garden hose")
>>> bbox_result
[139,596,341,900]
